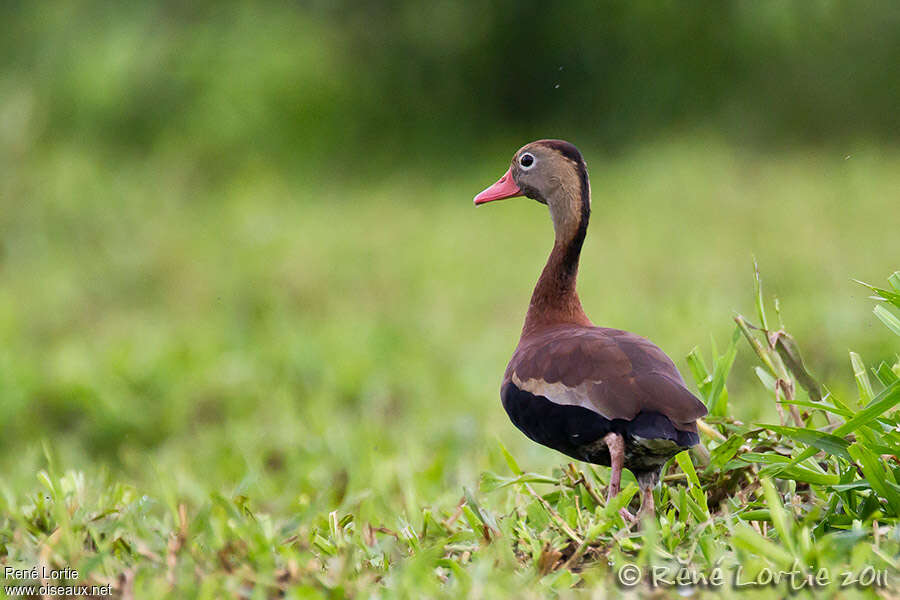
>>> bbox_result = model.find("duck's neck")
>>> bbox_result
[522,182,592,334]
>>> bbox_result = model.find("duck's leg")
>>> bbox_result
[603,432,635,522]
[636,470,659,521]
[639,486,655,516]
[603,432,623,499]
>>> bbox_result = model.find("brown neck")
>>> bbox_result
[522,184,591,333]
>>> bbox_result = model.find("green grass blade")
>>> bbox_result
[480,471,558,493]
[830,481,873,492]
[774,380,900,475]
[760,478,795,555]
[737,509,771,521]
[675,450,709,518]
[779,466,840,485]
[874,361,899,386]
[686,347,711,396]
[847,443,900,516]
[755,366,777,391]
[888,271,900,294]
[707,326,740,417]
[708,434,743,470]
[776,398,853,418]
[855,278,900,307]
[761,425,851,461]
[735,314,778,376]
[732,525,795,568]
[741,452,789,465]
[850,352,874,405]
[676,450,701,487]
[752,455,840,484]
[604,483,638,517]
[874,304,900,337]
[498,441,522,476]
[754,259,769,330]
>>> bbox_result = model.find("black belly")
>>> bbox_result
[501,382,699,474]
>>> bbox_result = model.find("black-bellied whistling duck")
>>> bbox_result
[474,139,707,520]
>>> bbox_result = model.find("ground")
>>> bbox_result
[1,136,898,598]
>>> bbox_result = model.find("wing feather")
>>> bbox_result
[506,325,707,428]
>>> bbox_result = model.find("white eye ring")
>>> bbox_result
[519,152,536,170]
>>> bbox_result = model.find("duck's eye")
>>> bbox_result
[519,153,535,169]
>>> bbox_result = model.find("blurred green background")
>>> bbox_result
[1,0,899,516]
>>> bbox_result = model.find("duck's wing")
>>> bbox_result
[505,325,707,431]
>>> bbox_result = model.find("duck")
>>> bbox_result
[474,139,707,520]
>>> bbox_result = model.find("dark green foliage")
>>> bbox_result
[2,1,900,172]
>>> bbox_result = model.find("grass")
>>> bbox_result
[1,137,899,597]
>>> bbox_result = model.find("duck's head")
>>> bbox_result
[474,139,590,240]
